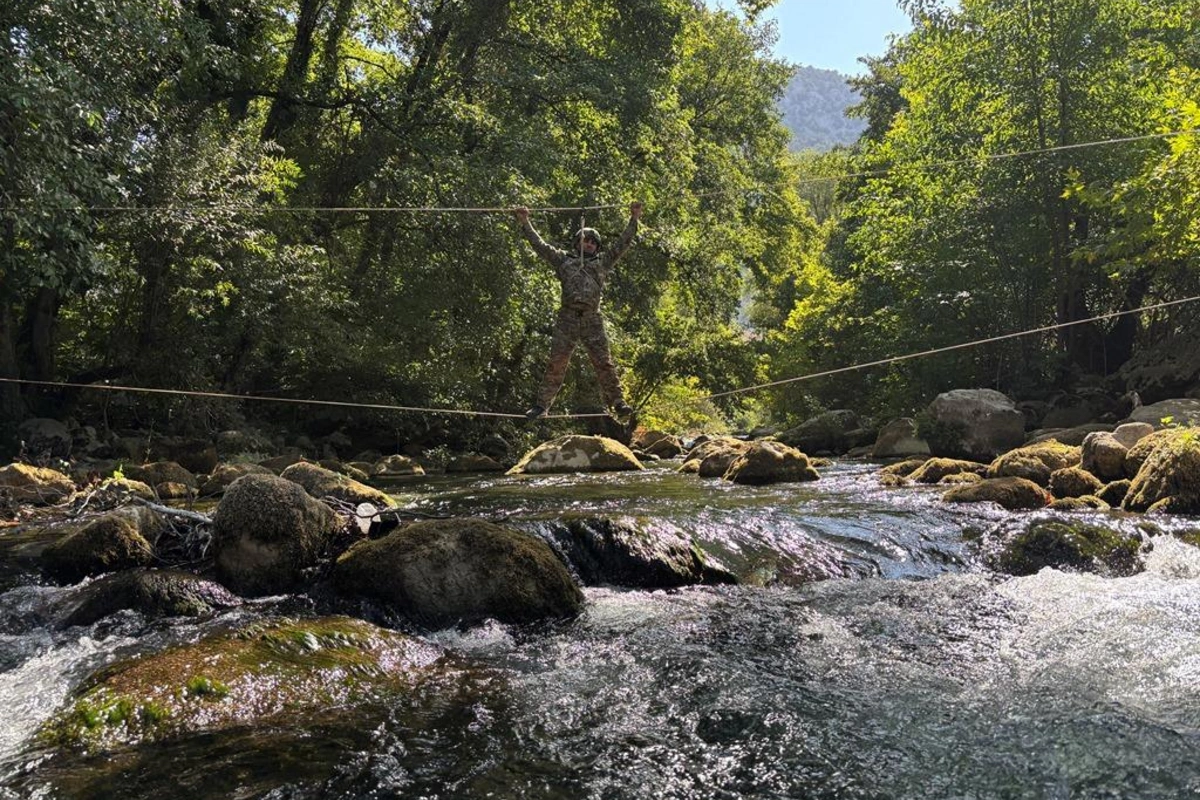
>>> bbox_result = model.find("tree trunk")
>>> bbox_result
[261,0,325,143]
[0,298,25,453]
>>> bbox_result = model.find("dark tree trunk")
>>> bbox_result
[19,286,58,381]
[261,0,325,143]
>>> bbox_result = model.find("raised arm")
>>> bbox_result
[514,206,566,267]
[605,201,643,266]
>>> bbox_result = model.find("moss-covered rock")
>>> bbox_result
[722,441,820,485]
[1124,431,1200,514]
[198,463,274,497]
[1097,479,1131,508]
[1048,495,1110,512]
[211,474,342,596]
[985,519,1143,576]
[986,440,1081,486]
[334,518,584,627]
[1123,428,1187,478]
[938,472,983,486]
[878,457,928,479]
[909,458,988,484]
[59,569,242,627]
[1080,432,1129,482]
[942,477,1051,511]
[123,461,196,491]
[371,455,426,477]
[544,515,736,588]
[632,429,685,459]
[38,616,444,753]
[444,454,506,473]
[680,437,751,478]
[508,435,643,475]
[41,508,164,584]
[0,463,75,505]
[280,461,396,509]
[1048,466,1104,499]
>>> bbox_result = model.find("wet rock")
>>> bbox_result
[544,515,736,588]
[1123,428,1185,478]
[925,389,1026,461]
[59,569,242,627]
[1048,466,1104,499]
[1080,432,1128,482]
[1123,432,1200,514]
[123,462,197,491]
[0,463,75,505]
[909,458,988,484]
[1096,479,1131,507]
[985,519,1143,576]
[38,617,444,753]
[777,410,859,455]
[444,454,506,473]
[198,463,274,497]
[371,454,426,477]
[938,472,983,486]
[281,461,396,509]
[211,474,342,596]
[680,437,751,478]
[89,477,156,505]
[942,477,1051,511]
[1048,495,1110,512]
[477,433,510,462]
[1112,421,1155,449]
[871,418,930,459]
[632,429,684,459]
[41,507,165,584]
[878,457,927,479]
[508,435,642,475]
[258,453,306,474]
[722,441,820,485]
[334,518,584,626]
[986,440,1081,487]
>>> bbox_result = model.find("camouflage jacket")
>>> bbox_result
[520,215,639,311]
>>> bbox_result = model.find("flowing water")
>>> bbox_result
[2,462,1200,799]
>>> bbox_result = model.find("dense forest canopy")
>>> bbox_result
[1,0,1198,455]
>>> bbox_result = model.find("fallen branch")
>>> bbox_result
[131,497,213,525]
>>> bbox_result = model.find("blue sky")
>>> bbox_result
[756,0,912,75]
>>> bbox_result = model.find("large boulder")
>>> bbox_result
[942,477,1051,511]
[1123,428,1185,478]
[507,435,643,475]
[680,437,751,478]
[198,463,275,497]
[211,474,342,596]
[1025,423,1114,447]
[58,569,242,627]
[1112,422,1155,449]
[41,507,164,584]
[722,441,820,485]
[984,519,1143,577]
[986,440,1081,487]
[1124,432,1200,514]
[280,461,396,509]
[871,418,930,459]
[541,516,736,588]
[1097,479,1131,508]
[1124,398,1200,428]
[17,418,72,459]
[123,462,197,496]
[0,463,75,505]
[908,458,988,484]
[334,518,584,626]
[777,410,859,455]
[1115,334,1200,404]
[1080,432,1128,482]
[924,389,1026,461]
[372,455,426,477]
[632,429,685,459]
[1048,467,1104,499]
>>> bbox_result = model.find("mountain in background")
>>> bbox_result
[778,65,866,151]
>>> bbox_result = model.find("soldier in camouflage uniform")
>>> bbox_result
[514,201,643,419]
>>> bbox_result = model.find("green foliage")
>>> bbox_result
[640,378,732,436]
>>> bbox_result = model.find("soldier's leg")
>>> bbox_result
[537,308,581,409]
[580,311,626,408]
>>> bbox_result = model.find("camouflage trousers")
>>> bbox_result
[537,306,626,409]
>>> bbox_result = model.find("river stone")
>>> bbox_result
[59,569,242,627]
[198,463,274,496]
[1124,398,1200,428]
[334,518,584,626]
[1123,428,1186,478]
[146,437,219,476]
[544,515,736,588]
[41,507,164,584]
[1080,432,1128,482]
[17,418,72,459]
[1025,423,1114,447]
[1048,495,1110,512]
[871,418,930,459]
[776,409,859,455]
[0,463,75,505]
[211,474,342,596]
[1112,422,1155,449]
[878,458,928,479]
[123,461,197,490]
[938,472,983,486]
[942,477,1051,511]
[722,441,820,484]
[281,461,396,509]
[680,437,751,478]
[908,458,987,484]
[508,435,643,475]
[985,519,1143,577]
[925,389,1026,461]
[1123,433,1200,514]
[986,440,1081,487]
[1097,479,1131,507]
[38,616,444,754]
[1048,466,1104,499]
[372,455,426,477]
[632,429,685,459]
[445,454,506,473]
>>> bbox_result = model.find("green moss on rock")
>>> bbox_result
[942,477,1051,511]
[909,458,988,484]
[988,520,1143,576]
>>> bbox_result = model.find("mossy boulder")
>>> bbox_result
[680,437,751,478]
[909,458,988,484]
[1123,428,1186,478]
[280,461,396,509]
[123,461,196,491]
[1048,495,1110,512]
[371,455,426,477]
[985,519,1143,576]
[632,429,685,459]
[198,463,274,497]
[1048,466,1104,499]
[41,507,164,584]
[58,569,242,627]
[543,515,736,588]
[508,435,643,475]
[38,616,444,753]
[986,440,1081,486]
[878,457,928,479]
[722,441,820,485]
[1080,432,1129,482]
[942,477,1051,511]
[334,518,584,627]
[211,474,342,596]
[0,463,75,505]
[1123,431,1200,514]
[939,472,983,486]
[91,477,155,504]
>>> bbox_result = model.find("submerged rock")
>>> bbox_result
[281,461,396,508]
[984,518,1144,576]
[722,441,819,485]
[942,477,1051,511]
[507,435,643,475]
[444,454,506,472]
[1047,495,1110,512]
[334,518,584,627]
[58,569,242,627]
[211,474,342,596]
[41,507,165,584]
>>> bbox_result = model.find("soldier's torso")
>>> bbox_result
[556,254,609,310]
